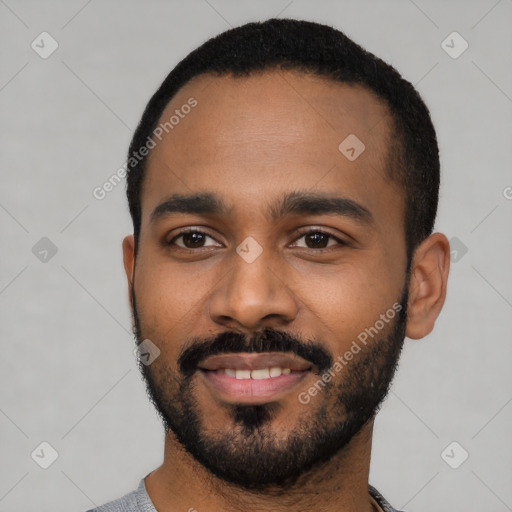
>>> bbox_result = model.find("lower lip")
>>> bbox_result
[199,370,309,404]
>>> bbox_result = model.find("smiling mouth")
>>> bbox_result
[197,352,313,404]
[205,366,297,379]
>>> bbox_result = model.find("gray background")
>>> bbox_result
[1,0,511,510]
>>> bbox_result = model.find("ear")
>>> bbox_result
[405,232,450,340]
[122,235,136,304]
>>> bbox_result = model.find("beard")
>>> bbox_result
[131,282,408,492]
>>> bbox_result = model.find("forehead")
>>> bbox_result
[141,70,403,234]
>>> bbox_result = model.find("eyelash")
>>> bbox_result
[165,227,347,252]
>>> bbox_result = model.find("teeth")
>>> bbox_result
[269,366,282,377]
[220,367,292,379]
[251,368,270,379]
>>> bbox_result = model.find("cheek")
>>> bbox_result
[301,260,400,346]
[134,257,218,348]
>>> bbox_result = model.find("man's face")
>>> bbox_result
[127,71,410,490]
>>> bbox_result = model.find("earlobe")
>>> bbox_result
[122,235,136,303]
[405,233,450,340]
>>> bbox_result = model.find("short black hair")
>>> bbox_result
[126,18,439,266]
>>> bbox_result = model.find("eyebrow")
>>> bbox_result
[151,193,228,222]
[150,191,374,226]
[269,191,374,225]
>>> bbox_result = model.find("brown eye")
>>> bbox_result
[292,230,344,250]
[168,230,220,249]
[304,232,330,248]
[180,232,207,248]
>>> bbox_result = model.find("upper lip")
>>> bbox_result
[198,352,312,371]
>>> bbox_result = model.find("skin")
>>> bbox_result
[122,70,450,512]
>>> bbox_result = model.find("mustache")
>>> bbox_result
[178,328,333,378]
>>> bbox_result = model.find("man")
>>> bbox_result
[88,18,449,512]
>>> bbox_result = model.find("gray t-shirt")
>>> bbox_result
[85,474,403,512]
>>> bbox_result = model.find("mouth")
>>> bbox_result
[197,352,313,404]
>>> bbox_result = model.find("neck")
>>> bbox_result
[145,421,376,512]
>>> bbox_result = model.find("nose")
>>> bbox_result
[208,246,299,333]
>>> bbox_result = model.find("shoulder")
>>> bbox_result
[369,485,405,512]
[84,477,156,512]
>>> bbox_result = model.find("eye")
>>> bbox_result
[291,229,345,250]
[167,228,221,250]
